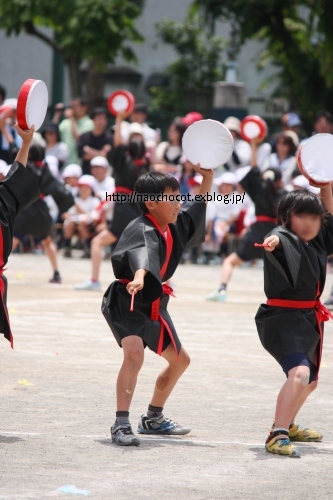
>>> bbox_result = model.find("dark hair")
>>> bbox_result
[276,133,297,156]
[42,121,61,142]
[0,84,6,102]
[315,111,333,124]
[128,138,146,160]
[71,96,89,107]
[90,107,108,119]
[277,189,326,228]
[170,118,188,146]
[261,168,282,217]
[134,171,180,213]
[28,145,45,163]
[133,103,148,114]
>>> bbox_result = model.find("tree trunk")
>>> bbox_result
[67,56,82,98]
[86,57,106,111]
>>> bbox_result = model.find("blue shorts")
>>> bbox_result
[280,352,317,383]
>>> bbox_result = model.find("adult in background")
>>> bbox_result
[42,121,69,170]
[53,98,94,165]
[121,103,158,146]
[78,107,113,175]
[153,118,187,174]
[268,131,299,185]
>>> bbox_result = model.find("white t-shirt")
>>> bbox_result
[93,176,115,199]
[68,195,100,216]
[206,191,243,222]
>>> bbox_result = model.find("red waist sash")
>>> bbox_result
[118,279,177,358]
[255,216,276,223]
[266,297,333,372]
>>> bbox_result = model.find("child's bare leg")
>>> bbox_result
[220,252,243,284]
[274,366,310,436]
[63,221,75,239]
[77,222,90,241]
[42,236,58,272]
[12,237,20,251]
[150,345,190,408]
[116,336,144,411]
[91,229,117,281]
[291,380,317,423]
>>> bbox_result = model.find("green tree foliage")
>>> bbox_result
[191,0,333,127]
[0,0,144,100]
[150,15,226,115]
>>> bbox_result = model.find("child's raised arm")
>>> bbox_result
[318,183,333,216]
[14,125,35,167]
[192,163,214,204]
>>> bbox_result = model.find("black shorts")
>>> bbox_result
[107,202,141,239]
[280,352,317,383]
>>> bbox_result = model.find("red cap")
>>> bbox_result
[181,112,204,126]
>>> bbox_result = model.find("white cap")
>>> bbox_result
[214,172,238,187]
[3,98,18,110]
[62,164,82,179]
[128,122,144,137]
[223,116,241,134]
[0,159,10,176]
[77,174,96,190]
[90,155,109,168]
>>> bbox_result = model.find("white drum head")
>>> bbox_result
[298,134,333,184]
[242,121,261,139]
[17,79,48,131]
[182,119,234,169]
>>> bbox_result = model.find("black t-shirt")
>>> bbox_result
[78,131,113,174]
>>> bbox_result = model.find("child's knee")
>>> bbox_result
[123,344,144,371]
[289,366,310,386]
[179,349,190,369]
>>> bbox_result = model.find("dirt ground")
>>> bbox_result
[1,253,333,499]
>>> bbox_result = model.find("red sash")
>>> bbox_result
[119,213,178,359]
[266,286,333,375]
[255,216,276,223]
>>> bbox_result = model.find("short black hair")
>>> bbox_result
[277,189,326,228]
[134,171,180,213]
[133,103,148,114]
[90,107,108,119]
[0,84,6,102]
[71,96,89,107]
[315,111,333,124]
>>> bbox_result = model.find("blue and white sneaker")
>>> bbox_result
[111,423,140,446]
[138,414,191,435]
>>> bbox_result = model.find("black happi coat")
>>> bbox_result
[102,201,206,353]
[107,145,149,238]
[0,162,40,346]
[255,217,333,367]
[14,160,74,239]
[236,167,286,261]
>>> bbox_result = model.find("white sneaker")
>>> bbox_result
[74,280,101,291]
[205,289,227,302]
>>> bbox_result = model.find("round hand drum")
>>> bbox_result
[17,79,48,131]
[240,115,267,142]
[297,134,333,186]
[182,119,234,169]
[107,90,135,116]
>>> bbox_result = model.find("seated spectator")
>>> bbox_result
[62,175,100,258]
[62,163,82,197]
[78,107,113,174]
[42,122,69,170]
[54,98,94,165]
[89,156,115,199]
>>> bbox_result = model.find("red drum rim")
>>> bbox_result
[17,79,48,131]
[240,115,267,142]
[107,90,135,116]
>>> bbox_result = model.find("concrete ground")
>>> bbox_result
[1,253,333,500]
